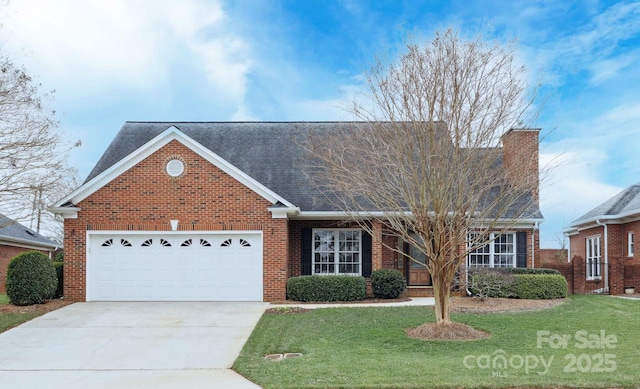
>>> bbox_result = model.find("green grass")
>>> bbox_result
[0,294,43,333]
[234,296,640,388]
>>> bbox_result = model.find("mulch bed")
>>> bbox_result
[270,297,411,305]
[0,298,72,314]
[406,322,490,341]
[449,296,568,313]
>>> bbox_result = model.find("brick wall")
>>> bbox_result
[501,128,540,201]
[568,221,640,294]
[538,248,568,265]
[624,263,640,290]
[64,140,288,301]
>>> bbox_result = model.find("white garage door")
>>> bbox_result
[87,231,263,301]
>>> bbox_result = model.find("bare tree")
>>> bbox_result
[304,29,540,325]
[0,55,79,231]
[27,166,81,242]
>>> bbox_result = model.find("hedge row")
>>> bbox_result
[514,274,568,299]
[287,275,367,302]
[469,268,567,299]
[501,267,560,275]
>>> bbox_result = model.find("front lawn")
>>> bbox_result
[235,296,640,388]
[0,294,70,333]
[0,294,42,333]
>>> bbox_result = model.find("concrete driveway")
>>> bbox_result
[0,302,268,388]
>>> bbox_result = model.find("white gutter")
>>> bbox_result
[596,219,609,293]
[295,210,544,224]
[0,237,58,251]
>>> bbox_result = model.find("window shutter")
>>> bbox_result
[301,228,312,275]
[362,231,372,277]
[516,231,527,268]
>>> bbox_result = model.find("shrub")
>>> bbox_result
[468,268,516,300]
[53,262,64,298]
[514,274,568,299]
[54,251,64,262]
[501,267,560,275]
[370,269,406,299]
[6,251,57,306]
[287,275,367,302]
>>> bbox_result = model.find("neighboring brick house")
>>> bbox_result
[0,214,59,293]
[566,182,640,295]
[51,122,543,302]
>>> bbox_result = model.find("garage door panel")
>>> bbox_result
[89,232,263,301]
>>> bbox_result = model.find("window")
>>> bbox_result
[629,232,634,257]
[313,229,361,275]
[586,236,601,280]
[467,233,516,268]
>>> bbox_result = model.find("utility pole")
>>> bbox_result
[30,184,44,233]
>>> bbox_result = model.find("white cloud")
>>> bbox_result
[3,0,251,107]
[588,52,638,85]
[601,101,640,124]
[538,143,623,247]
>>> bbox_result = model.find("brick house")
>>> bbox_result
[51,122,543,302]
[0,214,59,293]
[565,182,640,294]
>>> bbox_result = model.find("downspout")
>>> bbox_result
[532,221,539,268]
[465,227,475,296]
[596,219,609,293]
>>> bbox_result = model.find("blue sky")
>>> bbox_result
[3,0,639,248]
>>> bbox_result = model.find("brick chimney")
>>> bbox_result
[501,128,540,203]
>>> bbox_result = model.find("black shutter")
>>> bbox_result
[362,231,372,277]
[301,228,312,275]
[516,231,527,268]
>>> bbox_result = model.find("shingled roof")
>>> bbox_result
[0,214,58,249]
[570,181,640,226]
[81,121,542,218]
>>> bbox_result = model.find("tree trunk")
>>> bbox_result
[432,272,451,324]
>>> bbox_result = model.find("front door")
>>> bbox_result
[406,243,432,286]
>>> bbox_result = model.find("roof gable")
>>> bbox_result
[570,181,640,227]
[54,125,294,208]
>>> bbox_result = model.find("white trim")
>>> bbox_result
[311,228,362,276]
[53,126,294,208]
[268,206,300,219]
[567,212,640,232]
[0,238,57,251]
[295,211,543,226]
[467,232,517,268]
[628,231,634,257]
[585,235,602,281]
[48,206,80,219]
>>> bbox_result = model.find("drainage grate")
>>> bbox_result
[264,353,303,361]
